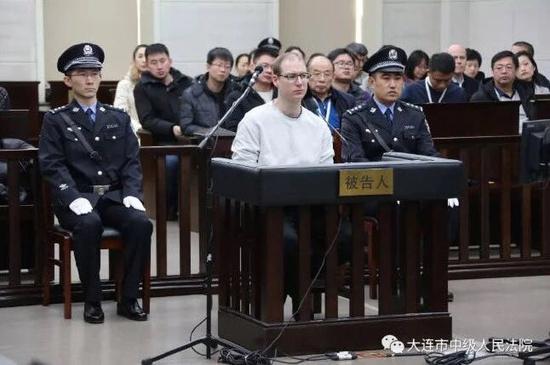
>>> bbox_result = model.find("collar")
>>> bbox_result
[372,96,395,115]
[453,74,464,86]
[494,85,516,99]
[77,101,97,114]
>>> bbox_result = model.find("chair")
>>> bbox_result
[41,186,151,319]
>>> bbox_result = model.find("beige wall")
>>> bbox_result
[44,0,138,80]
[279,0,356,57]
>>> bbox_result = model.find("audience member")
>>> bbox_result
[0,86,10,110]
[39,43,152,324]
[471,50,532,130]
[114,44,148,135]
[515,51,550,94]
[405,49,429,84]
[285,46,306,60]
[346,42,369,90]
[233,53,250,78]
[180,47,234,135]
[447,44,479,100]
[134,43,193,143]
[341,46,438,162]
[303,53,355,131]
[401,52,467,104]
[133,43,193,219]
[512,41,535,57]
[224,47,279,131]
[327,48,369,103]
[465,48,485,82]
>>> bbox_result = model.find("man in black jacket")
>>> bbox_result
[134,43,193,144]
[447,44,480,100]
[180,47,234,136]
[224,47,279,131]
[303,53,356,132]
[471,50,533,129]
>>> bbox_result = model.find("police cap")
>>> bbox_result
[257,37,281,52]
[363,45,407,74]
[57,43,104,74]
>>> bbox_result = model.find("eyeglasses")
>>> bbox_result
[278,73,311,82]
[211,62,231,70]
[70,70,101,79]
[310,71,333,79]
[333,61,354,68]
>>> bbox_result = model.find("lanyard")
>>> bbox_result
[425,78,447,103]
[315,98,332,121]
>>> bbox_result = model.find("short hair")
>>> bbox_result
[207,47,234,67]
[306,53,332,69]
[327,48,357,63]
[272,52,304,76]
[429,53,455,74]
[491,50,518,69]
[285,46,306,59]
[405,49,429,80]
[466,48,482,66]
[251,47,279,63]
[132,44,148,60]
[145,43,170,58]
[513,41,534,57]
[346,42,368,57]
[235,53,249,65]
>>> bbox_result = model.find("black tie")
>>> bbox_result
[384,108,393,124]
[85,109,95,124]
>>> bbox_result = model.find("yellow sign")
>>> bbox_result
[339,169,394,196]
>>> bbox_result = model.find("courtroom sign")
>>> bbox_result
[339,169,394,196]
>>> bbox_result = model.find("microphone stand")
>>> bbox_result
[142,74,259,365]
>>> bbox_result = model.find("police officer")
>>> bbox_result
[39,43,152,323]
[341,45,438,161]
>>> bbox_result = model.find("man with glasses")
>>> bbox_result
[471,50,532,130]
[327,48,369,103]
[341,45,437,162]
[232,52,334,319]
[180,47,234,135]
[303,53,356,131]
[225,47,279,131]
[39,43,152,323]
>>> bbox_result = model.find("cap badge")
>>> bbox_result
[268,37,274,45]
[83,44,93,56]
[388,49,398,60]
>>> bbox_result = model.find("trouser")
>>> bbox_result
[55,196,153,302]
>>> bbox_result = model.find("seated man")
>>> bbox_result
[232,52,334,316]
[39,43,152,324]
[401,52,467,105]
[447,44,480,100]
[180,47,234,136]
[471,50,532,131]
[224,47,279,131]
[327,48,369,103]
[303,53,356,132]
[342,45,438,162]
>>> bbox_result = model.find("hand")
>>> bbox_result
[172,125,182,137]
[69,198,93,215]
[447,198,459,208]
[123,196,146,211]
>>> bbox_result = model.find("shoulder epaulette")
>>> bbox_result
[103,104,126,113]
[400,101,424,112]
[345,103,367,115]
[48,104,71,115]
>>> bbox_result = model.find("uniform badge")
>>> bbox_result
[397,106,403,112]
[106,124,118,129]
[388,49,398,60]
[370,107,376,114]
[83,44,93,56]
[59,183,68,191]
[72,107,79,112]
[365,128,371,134]
[99,106,106,112]
[66,127,73,131]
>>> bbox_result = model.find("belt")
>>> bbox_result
[78,183,121,196]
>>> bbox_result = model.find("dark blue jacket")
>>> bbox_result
[401,79,467,105]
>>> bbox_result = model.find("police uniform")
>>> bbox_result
[38,43,152,323]
[257,37,281,52]
[341,46,438,162]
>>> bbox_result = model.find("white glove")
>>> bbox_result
[447,198,459,208]
[69,198,93,215]
[123,196,146,211]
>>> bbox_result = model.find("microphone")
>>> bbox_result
[247,65,264,88]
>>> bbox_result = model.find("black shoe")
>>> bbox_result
[117,299,148,321]
[84,302,104,324]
